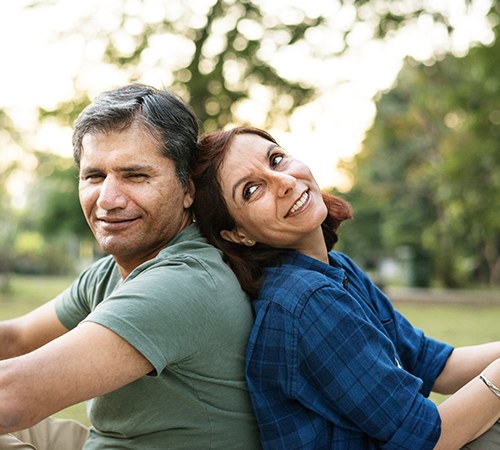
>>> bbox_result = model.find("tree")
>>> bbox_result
[22,152,94,273]
[3,0,494,273]
[0,110,24,289]
[344,21,500,287]
[31,153,90,239]
[34,0,490,131]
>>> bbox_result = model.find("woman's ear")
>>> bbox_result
[220,228,248,245]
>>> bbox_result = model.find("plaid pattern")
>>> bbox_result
[246,251,453,449]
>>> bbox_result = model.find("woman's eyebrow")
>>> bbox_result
[230,143,280,201]
[266,143,280,157]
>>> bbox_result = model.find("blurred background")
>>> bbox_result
[0,0,499,294]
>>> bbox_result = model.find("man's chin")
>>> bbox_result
[96,239,127,256]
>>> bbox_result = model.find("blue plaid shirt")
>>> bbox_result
[246,251,453,449]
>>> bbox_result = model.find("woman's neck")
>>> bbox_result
[292,227,329,264]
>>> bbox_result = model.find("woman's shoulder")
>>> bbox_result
[258,256,342,317]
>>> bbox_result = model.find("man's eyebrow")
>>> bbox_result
[118,165,156,173]
[79,167,102,177]
[80,165,156,176]
[231,143,279,202]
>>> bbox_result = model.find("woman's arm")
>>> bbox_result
[433,342,500,394]
[434,358,500,449]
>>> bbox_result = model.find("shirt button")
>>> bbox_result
[343,277,349,289]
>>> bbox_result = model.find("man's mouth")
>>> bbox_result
[287,191,309,216]
[97,216,138,230]
[98,217,134,223]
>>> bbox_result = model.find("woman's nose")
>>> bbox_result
[272,172,296,197]
[96,176,127,210]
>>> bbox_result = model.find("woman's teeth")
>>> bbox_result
[288,191,309,215]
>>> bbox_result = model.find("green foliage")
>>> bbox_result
[12,152,92,274]
[30,0,486,131]
[38,92,93,130]
[32,153,90,239]
[2,0,497,275]
[79,0,321,131]
[343,24,500,287]
[0,111,24,278]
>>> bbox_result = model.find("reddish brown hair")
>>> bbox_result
[193,126,352,297]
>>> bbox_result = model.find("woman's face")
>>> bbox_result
[218,133,328,256]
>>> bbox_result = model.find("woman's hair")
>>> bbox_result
[193,126,352,297]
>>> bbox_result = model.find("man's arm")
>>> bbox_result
[0,300,68,360]
[0,321,153,432]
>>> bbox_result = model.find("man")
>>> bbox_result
[0,84,261,449]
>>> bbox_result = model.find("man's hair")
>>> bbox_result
[72,83,199,186]
[193,126,353,297]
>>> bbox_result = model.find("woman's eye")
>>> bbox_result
[271,154,284,167]
[243,184,258,200]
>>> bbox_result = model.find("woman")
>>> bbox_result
[193,126,500,449]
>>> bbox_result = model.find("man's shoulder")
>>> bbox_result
[77,254,119,285]
[139,226,229,279]
[126,225,244,300]
[159,223,222,262]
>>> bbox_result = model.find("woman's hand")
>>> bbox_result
[435,357,500,449]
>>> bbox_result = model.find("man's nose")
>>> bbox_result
[96,176,127,210]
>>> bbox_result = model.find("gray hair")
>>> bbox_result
[72,84,199,186]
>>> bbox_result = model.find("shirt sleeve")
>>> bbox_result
[290,285,442,449]
[337,253,453,396]
[389,307,453,395]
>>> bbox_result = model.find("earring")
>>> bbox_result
[246,239,255,246]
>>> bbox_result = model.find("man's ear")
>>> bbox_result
[183,179,195,209]
[220,228,247,245]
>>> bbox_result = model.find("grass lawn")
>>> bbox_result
[1,275,499,424]
[395,301,500,405]
[395,302,500,347]
[0,275,88,424]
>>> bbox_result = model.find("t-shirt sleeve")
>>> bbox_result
[55,270,96,330]
[291,286,442,449]
[81,257,217,376]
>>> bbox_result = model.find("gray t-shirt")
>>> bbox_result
[55,224,261,449]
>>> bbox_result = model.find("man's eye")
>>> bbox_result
[243,184,258,200]
[82,174,104,182]
[127,173,148,181]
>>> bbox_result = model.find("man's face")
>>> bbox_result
[78,122,194,276]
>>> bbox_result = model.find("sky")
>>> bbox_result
[0,0,495,206]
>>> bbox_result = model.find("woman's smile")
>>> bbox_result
[286,190,310,217]
[219,133,328,259]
